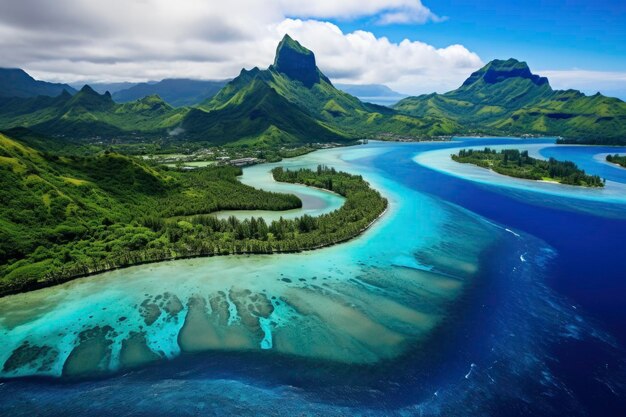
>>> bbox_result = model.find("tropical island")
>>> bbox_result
[0,131,386,296]
[0,35,616,296]
[452,148,605,187]
[606,154,626,168]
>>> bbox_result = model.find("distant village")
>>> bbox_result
[142,142,347,169]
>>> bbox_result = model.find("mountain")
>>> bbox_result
[183,78,346,145]
[491,90,626,144]
[394,59,626,144]
[335,84,408,106]
[394,59,553,122]
[186,35,456,145]
[75,82,138,94]
[0,68,77,98]
[272,35,325,88]
[113,79,229,107]
[0,36,455,144]
[0,85,186,137]
[1,51,622,145]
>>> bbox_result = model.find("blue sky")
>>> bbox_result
[332,0,626,72]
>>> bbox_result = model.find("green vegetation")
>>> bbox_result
[270,165,387,244]
[0,132,296,294]
[606,154,626,168]
[0,86,187,138]
[1,127,319,165]
[452,147,605,187]
[0,35,455,148]
[0,133,386,295]
[196,35,457,145]
[183,78,349,145]
[2,46,625,147]
[394,59,626,145]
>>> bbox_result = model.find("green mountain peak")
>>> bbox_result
[462,58,550,88]
[394,57,626,144]
[272,34,320,87]
[274,34,313,60]
[65,85,114,111]
[79,84,98,94]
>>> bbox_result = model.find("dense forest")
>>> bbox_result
[452,148,605,187]
[0,133,386,295]
[606,154,626,168]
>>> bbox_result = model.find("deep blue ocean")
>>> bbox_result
[374,139,626,415]
[1,138,625,416]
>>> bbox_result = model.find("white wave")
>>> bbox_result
[505,228,521,237]
[465,363,477,379]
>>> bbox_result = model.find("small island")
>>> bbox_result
[606,154,626,168]
[452,148,605,187]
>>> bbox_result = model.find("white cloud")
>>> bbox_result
[278,0,442,24]
[276,19,482,94]
[0,0,471,94]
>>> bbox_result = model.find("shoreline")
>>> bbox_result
[477,164,603,188]
[0,205,387,298]
[449,144,605,189]
[592,152,626,170]
[606,160,626,170]
[608,161,626,169]
[463,163,603,189]
[0,177,388,299]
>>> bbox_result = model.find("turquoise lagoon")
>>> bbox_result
[0,143,499,378]
[1,138,626,416]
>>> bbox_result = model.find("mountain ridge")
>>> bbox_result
[185,35,456,145]
[0,84,186,137]
[394,58,626,144]
[0,41,623,145]
[461,58,549,88]
[0,68,77,98]
[113,78,230,107]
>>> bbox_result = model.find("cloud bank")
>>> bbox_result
[0,0,478,94]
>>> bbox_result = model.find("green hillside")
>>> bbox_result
[0,86,187,138]
[394,59,626,144]
[492,90,626,144]
[183,78,348,145]
[0,132,303,294]
[2,40,621,145]
[189,34,457,145]
[0,132,389,295]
